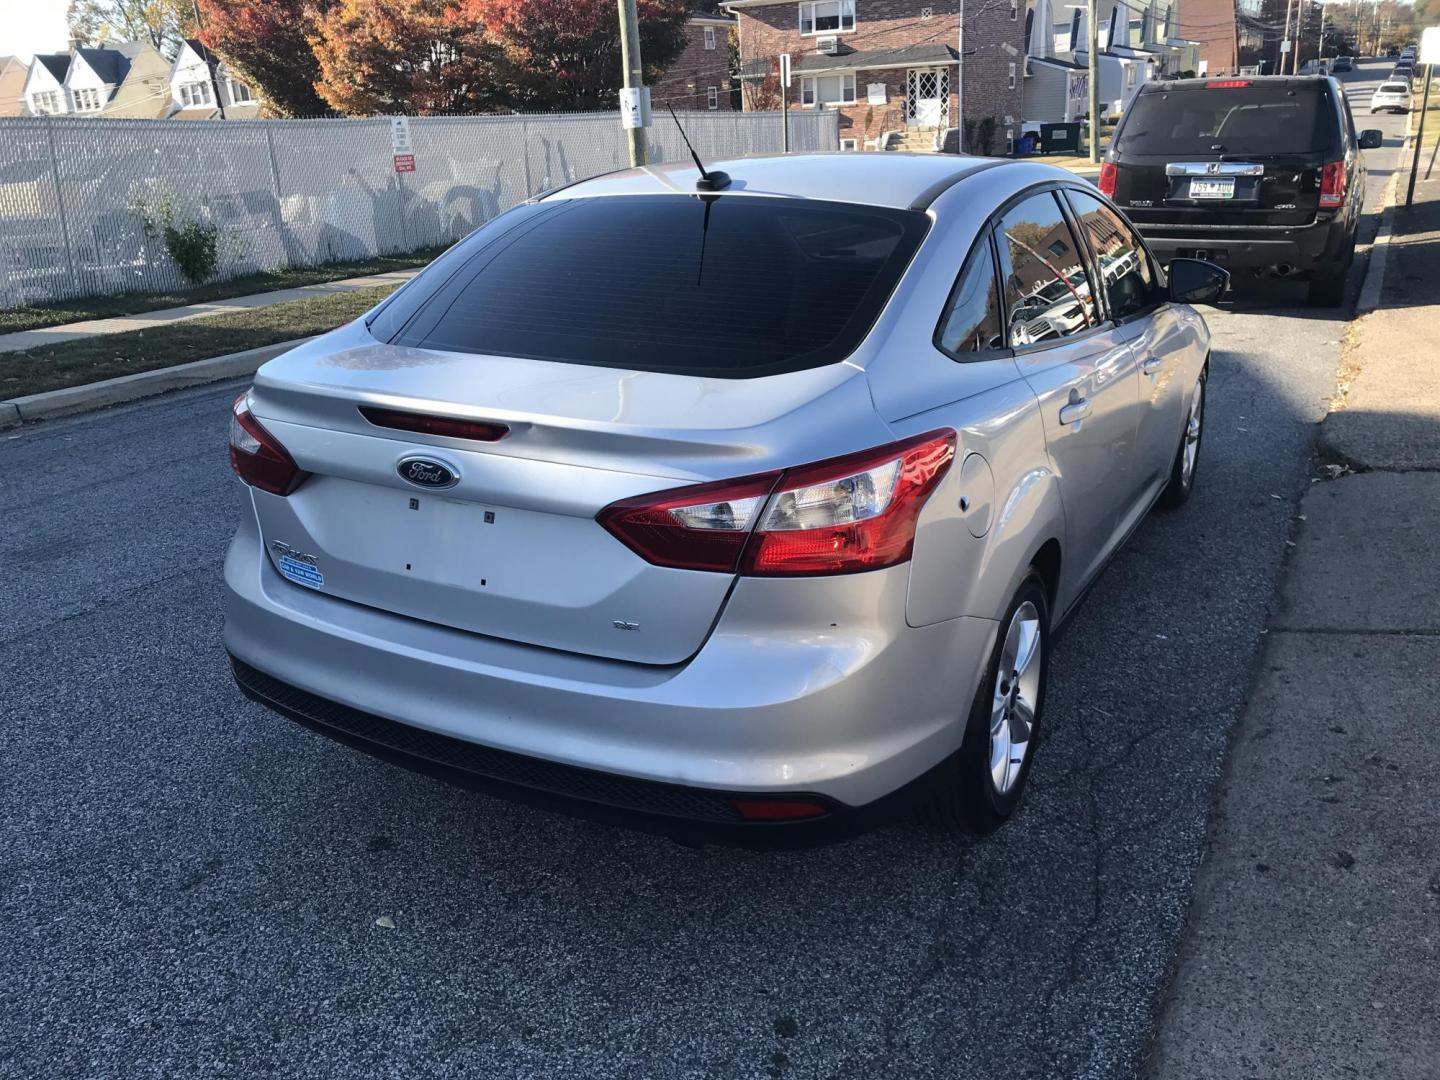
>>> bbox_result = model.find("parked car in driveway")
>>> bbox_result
[1371,80,1413,113]
[1101,75,1384,306]
[224,153,1224,846]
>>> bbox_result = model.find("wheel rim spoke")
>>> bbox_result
[988,600,1042,796]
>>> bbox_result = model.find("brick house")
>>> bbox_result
[653,9,738,111]
[725,0,1026,153]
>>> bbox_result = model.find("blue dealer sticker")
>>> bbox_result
[277,555,324,589]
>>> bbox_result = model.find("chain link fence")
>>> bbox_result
[0,109,839,309]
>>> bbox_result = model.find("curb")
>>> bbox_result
[0,337,312,430]
[1357,169,1402,313]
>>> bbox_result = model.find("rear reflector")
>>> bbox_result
[1319,160,1346,209]
[1098,161,1117,198]
[729,798,830,822]
[1205,79,1253,89]
[597,430,956,577]
[359,406,509,442]
[229,393,306,496]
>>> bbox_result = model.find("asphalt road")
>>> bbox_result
[0,62,1408,1080]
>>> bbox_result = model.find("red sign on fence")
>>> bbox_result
[393,154,416,173]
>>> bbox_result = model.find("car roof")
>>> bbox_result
[1138,75,1332,93]
[541,152,1045,212]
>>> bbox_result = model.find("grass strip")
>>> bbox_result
[0,285,399,399]
[0,248,444,336]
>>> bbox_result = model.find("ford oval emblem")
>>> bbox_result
[397,456,460,489]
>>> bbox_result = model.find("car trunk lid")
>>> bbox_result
[244,326,885,666]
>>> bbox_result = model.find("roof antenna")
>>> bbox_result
[667,104,730,192]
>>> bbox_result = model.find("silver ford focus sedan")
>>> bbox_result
[225,153,1224,845]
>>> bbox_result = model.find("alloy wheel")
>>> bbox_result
[989,600,1042,795]
[1181,378,1205,488]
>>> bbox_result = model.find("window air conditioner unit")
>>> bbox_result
[816,36,840,55]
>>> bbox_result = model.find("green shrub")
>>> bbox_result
[139,198,221,285]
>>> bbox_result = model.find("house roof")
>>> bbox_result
[172,106,220,120]
[183,38,222,72]
[1031,56,1087,70]
[794,44,959,74]
[75,46,131,85]
[35,53,71,82]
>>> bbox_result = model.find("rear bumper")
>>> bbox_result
[1136,217,1350,272]
[222,514,997,843]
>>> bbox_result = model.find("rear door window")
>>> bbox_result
[1065,191,1157,320]
[936,240,1004,358]
[383,194,929,378]
[993,192,1101,348]
[1115,85,1334,157]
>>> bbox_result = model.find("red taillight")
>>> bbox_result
[1098,161,1117,197]
[359,406,509,442]
[1205,79,1253,89]
[597,430,956,577]
[1319,160,1346,209]
[729,798,830,821]
[595,470,782,573]
[229,392,305,496]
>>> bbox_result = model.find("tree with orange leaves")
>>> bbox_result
[308,0,507,115]
[455,0,689,111]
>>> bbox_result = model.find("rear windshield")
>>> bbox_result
[1380,82,1409,92]
[381,194,929,378]
[1115,85,1333,157]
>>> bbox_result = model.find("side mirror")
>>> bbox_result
[1359,129,1384,150]
[1167,258,1229,306]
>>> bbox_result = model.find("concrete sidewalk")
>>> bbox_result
[0,269,419,354]
[1144,177,1440,1076]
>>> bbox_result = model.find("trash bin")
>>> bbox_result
[1039,123,1082,154]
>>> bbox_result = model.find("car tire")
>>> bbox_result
[1307,255,1351,307]
[1159,365,1207,510]
[919,569,1050,836]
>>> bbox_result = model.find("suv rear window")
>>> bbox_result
[381,194,929,378]
[1115,84,1334,157]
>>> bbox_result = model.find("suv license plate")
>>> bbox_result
[1189,178,1236,199]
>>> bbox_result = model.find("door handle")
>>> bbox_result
[1141,356,1163,375]
[1059,398,1093,425]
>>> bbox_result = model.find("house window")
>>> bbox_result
[839,137,858,150]
[179,81,212,107]
[1008,62,1017,89]
[704,26,716,49]
[1125,63,1137,87]
[30,90,61,114]
[72,87,102,111]
[799,0,855,35]
[1010,0,1018,18]
[707,86,719,110]
[800,73,856,106]
[228,78,253,103]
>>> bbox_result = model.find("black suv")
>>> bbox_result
[1100,76,1383,306]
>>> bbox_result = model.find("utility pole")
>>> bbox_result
[1407,63,1433,206]
[1318,3,1326,60]
[1281,0,1293,74]
[1087,0,1100,163]
[191,0,226,119]
[616,0,646,167]
[958,0,966,149]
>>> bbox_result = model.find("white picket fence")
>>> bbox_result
[0,110,840,308]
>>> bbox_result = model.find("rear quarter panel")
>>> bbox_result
[863,166,1072,629]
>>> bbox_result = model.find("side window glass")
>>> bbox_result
[937,240,1004,358]
[1066,190,1156,321]
[994,192,1101,348]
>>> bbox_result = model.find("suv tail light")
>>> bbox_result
[1098,161,1117,197]
[229,392,305,496]
[597,430,956,577]
[1319,160,1346,208]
